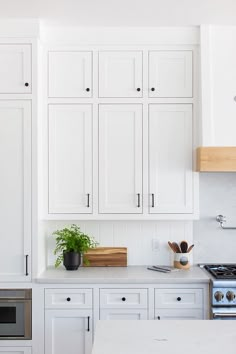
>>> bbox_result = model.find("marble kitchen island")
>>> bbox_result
[92,320,236,354]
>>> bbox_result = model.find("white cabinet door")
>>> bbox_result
[48,105,92,214]
[0,44,31,93]
[0,348,31,354]
[0,101,31,281]
[155,309,203,320]
[99,104,143,213]
[48,51,92,97]
[149,51,192,97]
[99,51,143,97]
[100,309,148,320]
[149,104,193,213]
[45,310,92,354]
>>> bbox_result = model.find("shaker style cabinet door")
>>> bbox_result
[45,310,92,354]
[100,309,148,320]
[149,104,193,214]
[99,51,143,97]
[0,44,31,93]
[149,51,192,97]
[99,104,143,213]
[48,104,93,214]
[0,101,31,281]
[48,51,92,97]
[0,348,31,354]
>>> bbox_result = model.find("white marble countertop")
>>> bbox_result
[92,320,236,354]
[36,265,210,284]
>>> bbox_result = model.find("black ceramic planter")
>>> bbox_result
[63,251,81,270]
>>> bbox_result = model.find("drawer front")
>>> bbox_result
[155,288,203,309]
[100,289,148,308]
[155,308,203,320]
[45,289,92,309]
[100,308,148,320]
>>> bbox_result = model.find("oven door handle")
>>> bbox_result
[213,312,236,318]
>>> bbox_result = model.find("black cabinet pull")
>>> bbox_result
[25,82,29,87]
[151,194,155,208]
[137,193,141,208]
[177,297,182,302]
[87,316,90,332]
[157,316,161,320]
[87,194,90,208]
[121,297,126,302]
[86,88,90,92]
[67,297,71,302]
[151,87,155,91]
[137,88,141,92]
[25,255,29,276]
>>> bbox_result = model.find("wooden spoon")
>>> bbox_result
[180,241,188,253]
[168,241,176,253]
[172,242,181,253]
[187,244,194,253]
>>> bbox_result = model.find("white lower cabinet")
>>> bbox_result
[45,310,92,354]
[0,349,31,354]
[154,288,204,320]
[99,288,148,320]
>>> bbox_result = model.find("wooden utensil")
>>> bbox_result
[168,241,177,253]
[187,244,194,253]
[172,242,181,253]
[180,241,188,253]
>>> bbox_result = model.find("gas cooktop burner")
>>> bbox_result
[204,264,236,279]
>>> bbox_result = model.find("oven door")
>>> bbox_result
[212,307,236,320]
[0,300,31,339]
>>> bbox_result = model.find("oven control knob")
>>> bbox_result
[214,291,224,302]
[226,291,236,302]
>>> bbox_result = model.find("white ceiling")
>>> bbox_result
[0,0,235,26]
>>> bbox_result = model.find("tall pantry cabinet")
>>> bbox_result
[45,47,197,219]
[0,42,34,281]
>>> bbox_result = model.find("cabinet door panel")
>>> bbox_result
[48,104,92,214]
[99,51,143,97]
[99,104,142,213]
[0,101,31,281]
[45,310,92,354]
[149,104,193,213]
[0,44,31,93]
[48,51,92,97]
[149,51,192,97]
[100,309,148,320]
[155,309,203,320]
[0,349,31,354]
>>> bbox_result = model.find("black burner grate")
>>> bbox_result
[204,264,236,279]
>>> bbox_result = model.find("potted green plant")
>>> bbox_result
[53,224,98,270]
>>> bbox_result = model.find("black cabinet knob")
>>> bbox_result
[67,297,71,302]
[177,297,182,302]
[151,87,155,92]
[137,88,141,92]
[25,82,29,87]
[121,297,126,302]
[86,88,90,92]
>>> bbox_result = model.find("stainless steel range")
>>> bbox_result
[202,264,236,320]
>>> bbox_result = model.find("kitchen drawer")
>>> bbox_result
[155,288,203,309]
[100,289,148,308]
[100,308,148,320]
[45,289,92,309]
[155,308,203,320]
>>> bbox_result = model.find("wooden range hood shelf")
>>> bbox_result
[196,147,236,172]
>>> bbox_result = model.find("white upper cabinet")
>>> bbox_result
[99,104,143,213]
[0,44,31,93]
[0,101,31,281]
[48,104,93,214]
[48,51,92,98]
[149,51,192,97]
[149,104,193,214]
[99,51,143,97]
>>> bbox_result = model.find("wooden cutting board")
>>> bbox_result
[83,247,127,267]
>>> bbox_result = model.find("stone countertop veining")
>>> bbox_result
[35,265,210,284]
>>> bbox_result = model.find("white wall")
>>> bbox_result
[194,173,236,263]
[0,0,236,26]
